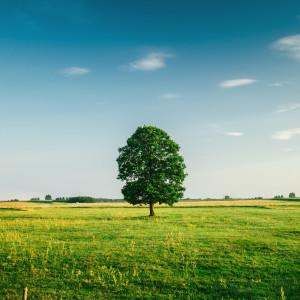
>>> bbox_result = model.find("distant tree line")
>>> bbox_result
[27,192,297,203]
[54,197,70,202]
[273,193,296,199]
[68,196,97,203]
[28,196,126,203]
[67,196,126,203]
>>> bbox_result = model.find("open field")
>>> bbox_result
[1,199,300,209]
[0,200,299,299]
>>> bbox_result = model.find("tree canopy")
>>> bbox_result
[117,126,187,216]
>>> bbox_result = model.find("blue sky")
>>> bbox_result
[0,0,300,200]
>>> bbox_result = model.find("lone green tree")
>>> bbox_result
[289,192,296,198]
[117,126,187,216]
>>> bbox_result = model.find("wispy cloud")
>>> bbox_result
[219,78,257,88]
[272,34,300,61]
[210,124,221,129]
[271,128,300,140]
[61,67,91,76]
[275,103,300,113]
[269,83,283,87]
[283,148,294,152]
[210,124,244,136]
[161,94,178,99]
[225,132,244,136]
[127,52,174,71]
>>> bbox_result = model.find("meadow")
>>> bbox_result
[0,200,299,299]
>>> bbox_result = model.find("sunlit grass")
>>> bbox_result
[0,200,299,299]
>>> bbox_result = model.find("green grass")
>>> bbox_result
[0,202,299,299]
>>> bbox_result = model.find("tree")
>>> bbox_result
[224,195,230,200]
[117,126,187,216]
[45,195,52,200]
[289,192,296,198]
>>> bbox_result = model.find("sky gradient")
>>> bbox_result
[1,0,300,200]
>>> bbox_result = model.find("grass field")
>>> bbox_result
[0,200,299,299]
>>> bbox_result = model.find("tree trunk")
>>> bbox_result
[149,202,155,217]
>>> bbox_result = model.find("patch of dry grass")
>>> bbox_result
[0,201,52,210]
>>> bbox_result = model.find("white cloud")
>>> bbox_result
[271,128,300,140]
[61,67,91,76]
[127,52,173,71]
[219,78,257,88]
[225,132,244,136]
[275,103,300,113]
[272,34,300,61]
[161,94,178,99]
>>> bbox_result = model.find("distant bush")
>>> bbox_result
[68,196,97,203]
[97,198,126,203]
